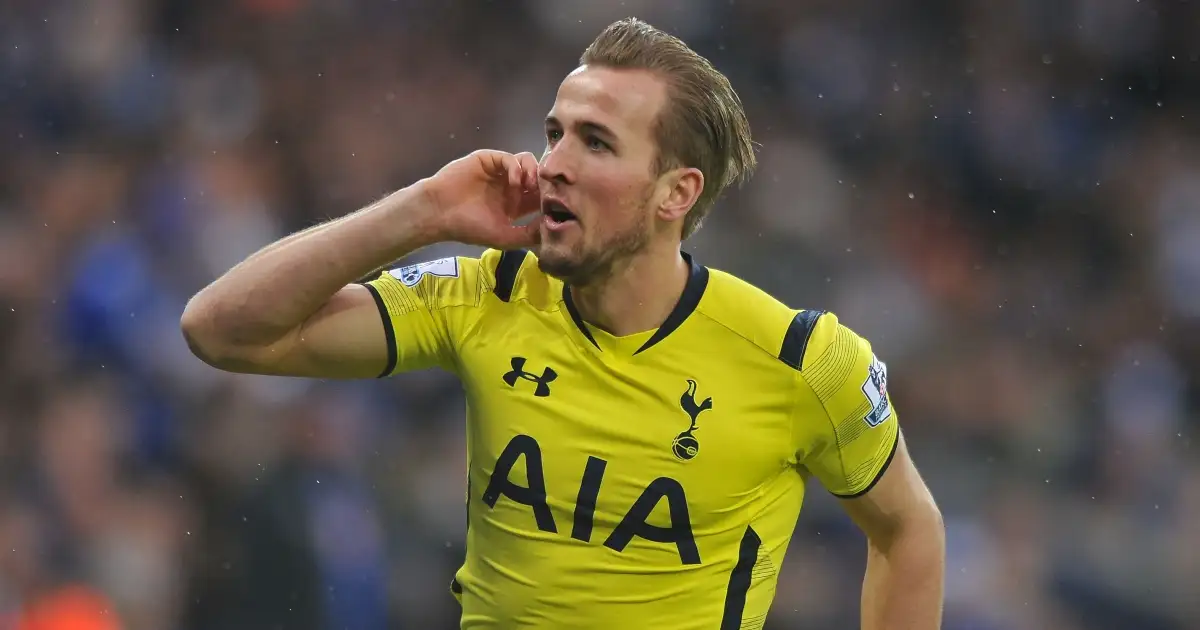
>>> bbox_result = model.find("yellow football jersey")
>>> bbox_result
[361,249,899,630]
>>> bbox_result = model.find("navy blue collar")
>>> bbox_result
[562,252,710,354]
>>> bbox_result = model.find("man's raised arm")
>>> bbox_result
[180,150,543,379]
[180,184,441,378]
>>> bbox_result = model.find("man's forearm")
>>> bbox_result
[861,520,945,630]
[182,183,438,348]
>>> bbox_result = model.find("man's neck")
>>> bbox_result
[568,243,690,337]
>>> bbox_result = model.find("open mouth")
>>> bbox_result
[542,200,577,225]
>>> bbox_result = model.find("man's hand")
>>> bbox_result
[420,150,543,250]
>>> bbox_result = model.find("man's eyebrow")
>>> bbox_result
[578,121,617,139]
[544,116,618,139]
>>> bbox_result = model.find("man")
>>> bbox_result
[181,18,945,630]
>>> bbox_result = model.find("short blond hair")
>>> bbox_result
[580,18,757,239]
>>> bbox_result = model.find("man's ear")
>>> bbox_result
[656,167,704,223]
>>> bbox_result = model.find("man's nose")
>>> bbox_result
[539,144,573,185]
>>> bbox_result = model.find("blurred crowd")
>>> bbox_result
[0,0,1197,628]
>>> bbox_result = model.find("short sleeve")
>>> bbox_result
[359,255,486,377]
[792,313,900,498]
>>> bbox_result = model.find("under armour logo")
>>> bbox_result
[673,379,712,461]
[502,357,557,397]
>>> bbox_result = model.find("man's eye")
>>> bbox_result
[546,129,562,142]
[586,136,609,151]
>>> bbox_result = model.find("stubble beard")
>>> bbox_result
[538,183,658,286]
[538,222,649,287]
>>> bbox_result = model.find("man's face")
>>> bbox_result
[537,65,668,285]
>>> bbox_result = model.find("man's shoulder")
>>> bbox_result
[696,267,826,369]
[475,248,562,310]
[364,248,559,312]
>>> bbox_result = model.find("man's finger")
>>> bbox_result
[478,150,507,178]
[516,152,540,191]
[506,154,522,190]
[519,185,542,217]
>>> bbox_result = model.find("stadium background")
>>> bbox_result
[0,0,1197,628]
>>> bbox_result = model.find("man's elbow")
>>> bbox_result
[921,500,946,550]
[180,297,258,372]
[870,494,945,555]
[898,498,945,561]
[180,298,224,367]
[905,491,945,541]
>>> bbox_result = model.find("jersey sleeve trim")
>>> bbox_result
[830,429,899,499]
[493,249,529,302]
[360,282,398,378]
[778,310,825,369]
[633,252,709,355]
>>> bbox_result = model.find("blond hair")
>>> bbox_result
[580,18,757,238]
